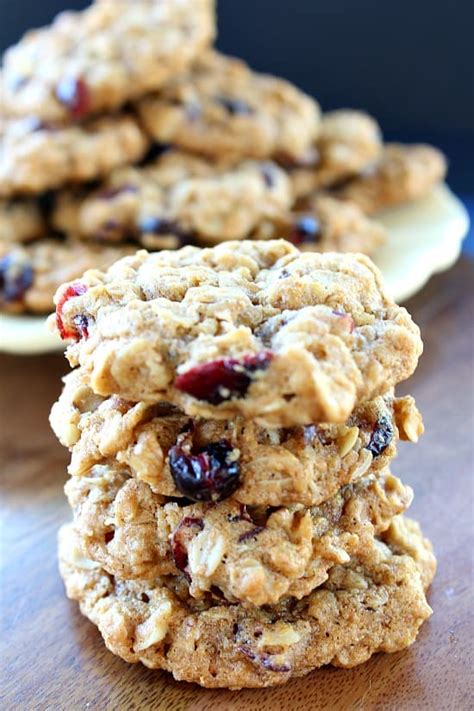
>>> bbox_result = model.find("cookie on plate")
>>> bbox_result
[0,238,134,314]
[0,114,149,197]
[286,110,383,199]
[52,152,291,246]
[51,368,423,506]
[58,515,434,688]
[65,465,412,606]
[1,0,215,122]
[0,198,47,245]
[332,143,447,214]
[52,241,423,427]
[137,50,320,161]
[253,194,386,255]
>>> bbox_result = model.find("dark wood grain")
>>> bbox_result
[1,259,473,711]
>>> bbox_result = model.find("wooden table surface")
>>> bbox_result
[1,258,473,711]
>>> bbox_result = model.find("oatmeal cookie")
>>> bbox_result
[381,515,437,590]
[52,152,291,246]
[1,0,215,122]
[53,241,423,427]
[0,238,134,314]
[51,369,423,506]
[0,114,148,197]
[58,517,434,688]
[0,198,46,245]
[286,110,382,199]
[253,194,386,255]
[136,50,320,161]
[65,465,412,606]
[332,143,447,214]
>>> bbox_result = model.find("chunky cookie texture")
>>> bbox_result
[0,115,148,197]
[333,143,447,214]
[286,110,383,199]
[0,239,134,314]
[0,198,47,246]
[51,369,423,506]
[58,517,434,688]
[253,194,386,256]
[53,241,423,427]
[52,151,291,246]
[1,0,215,122]
[64,465,413,606]
[137,50,320,161]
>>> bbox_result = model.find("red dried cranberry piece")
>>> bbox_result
[55,282,88,341]
[175,351,274,405]
[215,96,253,115]
[0,253,33,302]
[171,516,204,575]
[366,415,394,457]
[56,77,90,118]
[169,437,240,502]
[288,215,321,245]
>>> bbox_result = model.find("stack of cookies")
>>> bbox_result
[1,0,446,316]
[50,239,436,689]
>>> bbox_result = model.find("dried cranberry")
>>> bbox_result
[139,216,180,235]
[0,253,33,302]
[169,437,240,502]
[288,215,321,245]
[171,516,204,574]
[73,313,90,340]
[215,96,253,115]
[175,351,274,405]
[238,526,264,543]
[56,77,90,118]
[55,282,88,341]
[366,415,394,457]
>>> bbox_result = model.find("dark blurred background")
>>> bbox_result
[1,0,473,248]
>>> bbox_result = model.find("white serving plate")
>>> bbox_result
[372,183,469,302]
[0,184,469,355]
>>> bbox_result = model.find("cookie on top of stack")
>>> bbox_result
[1,0,447,315]
[50,239,436,689]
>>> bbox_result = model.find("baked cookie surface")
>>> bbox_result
[253,194,386,255]
[137,51,320,161]
[51,368,423,506]
[53,241,423,427]
[0,115,148,197]
[64,464,413,606]
[58,516,435,688]
[287,110,382,199]
[0,198,47,246]
[1,0,215,122]
[332,143,447,214]
[0,238,134,314]
[52,151,291,246]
